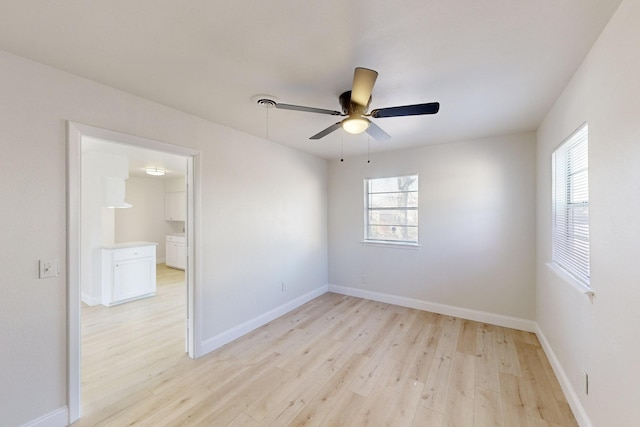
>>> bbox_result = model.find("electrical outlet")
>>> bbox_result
[281,282,286,292]
[361,273,368,284]
[39,259,59,279]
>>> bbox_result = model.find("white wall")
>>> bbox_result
[201,133,328,340]
[0,51,327,426]
[328,133,537,322]
[164,176,186,193]
[536,0,640,425]
[114,176,180,261]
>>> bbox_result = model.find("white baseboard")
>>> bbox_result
[198,285,329,356]
[20,406,68,427]
[534,323,592,427]
[327,284,536,332]
[81,292,101,306]
[156,257,166,264]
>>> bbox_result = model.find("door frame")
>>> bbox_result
[66,121,200,423]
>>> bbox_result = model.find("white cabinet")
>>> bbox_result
[165,191,186,221]
[166,234,186,270]
[102,243,157,306]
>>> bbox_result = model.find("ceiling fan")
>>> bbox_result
[259,67,439,141]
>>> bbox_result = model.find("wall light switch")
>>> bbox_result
[39,259,59,279]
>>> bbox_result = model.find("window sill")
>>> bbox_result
[546,262,594,298]
[361,240,421,249]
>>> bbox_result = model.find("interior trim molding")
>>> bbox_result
[327,284,536,332]
[200,285,329,355]
[19,406,68,427]
[534,323,592,427]
[81,293,102,307]
[66,121,201,423]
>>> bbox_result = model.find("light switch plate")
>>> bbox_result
[39,259,59,279]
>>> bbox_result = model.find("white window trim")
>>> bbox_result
[546,262,591,294]
[361,239,421,249]
[363,174,419,246]
[551,122,590,288]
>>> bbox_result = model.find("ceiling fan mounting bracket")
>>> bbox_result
[256,98,277,108]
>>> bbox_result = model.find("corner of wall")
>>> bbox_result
[328,284,536,332]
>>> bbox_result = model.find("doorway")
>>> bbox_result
[67,122,199,423]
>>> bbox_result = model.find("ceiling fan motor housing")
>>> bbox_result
[339,91,370,116]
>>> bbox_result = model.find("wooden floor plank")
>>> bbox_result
[228,413,259,427]
[318,389,366,427]
[499,372,531,427]
[494,325,522,376]
[76,268,577,426]
[412,406,444,426]
[475,323,501,392]
[474,387,504,427]
[442,352,476,427]
[287,353,368,427]
[350,358,404,426]
[381,376,424,427]
[457,319,478,356]
[419,316,461,412]
[515,341,576,426]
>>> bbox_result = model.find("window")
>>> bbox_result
[364,174,418,244]
[552,123,589,287]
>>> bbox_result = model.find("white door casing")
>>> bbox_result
[66,122,199,423]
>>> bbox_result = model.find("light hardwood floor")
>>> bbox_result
[77,266,577,426]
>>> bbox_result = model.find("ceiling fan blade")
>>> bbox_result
[370,102,440,118]
[310,122,342,139]
[275,103,342,116]
[351,67,378,107]
[366,121,391,141]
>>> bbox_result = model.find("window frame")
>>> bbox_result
[363,174,419,246]
[551,123,590,288]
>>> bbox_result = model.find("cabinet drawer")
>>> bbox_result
[113,245,155,261]
[166,235,185,244]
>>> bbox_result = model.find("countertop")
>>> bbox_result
[102,241,158,250]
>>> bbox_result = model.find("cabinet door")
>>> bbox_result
[166,241,178,268]
[176,243,187,270]
[165,191,186,221]
[113,257,155,301]
[164,193,176,220]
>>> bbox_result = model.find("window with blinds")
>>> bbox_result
[364,175,418,244]
[552,123,589,287]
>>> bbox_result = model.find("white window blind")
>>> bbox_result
[364,175,418,244]
[552,123,589,287]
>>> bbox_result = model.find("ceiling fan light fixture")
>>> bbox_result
[342,117,370,135]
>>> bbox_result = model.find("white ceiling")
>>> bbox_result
[0,1,622,159]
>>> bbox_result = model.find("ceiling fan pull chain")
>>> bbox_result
[266,104,270,139]
[340,135,344,162]
[367,136,371,164]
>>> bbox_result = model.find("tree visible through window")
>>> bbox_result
[364,175,418,244]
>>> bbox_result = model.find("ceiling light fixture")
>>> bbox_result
[342,116,370,135]
[145,167,165,176]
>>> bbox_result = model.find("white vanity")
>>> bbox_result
[101,241,158,306]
